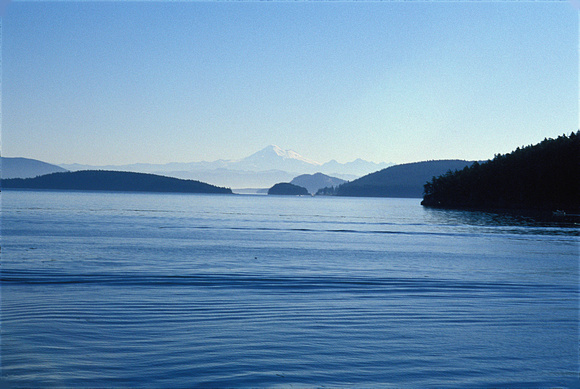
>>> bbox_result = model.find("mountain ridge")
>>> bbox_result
[58,145,391,175]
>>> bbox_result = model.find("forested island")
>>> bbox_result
[1,170,233,194]
[268,182,309,196]
[421,132,579,213]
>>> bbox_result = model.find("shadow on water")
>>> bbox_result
[423,206,579,233]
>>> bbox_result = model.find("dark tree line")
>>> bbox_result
[316,186,339,196]
[422,132,580,212]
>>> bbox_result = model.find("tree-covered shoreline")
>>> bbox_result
[1,170,233,194]
[422,132,579,213]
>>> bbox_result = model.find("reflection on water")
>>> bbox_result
[424,206,579,236]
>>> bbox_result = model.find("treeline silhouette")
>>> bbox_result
[422,132,580,212]
[2,170,233,194]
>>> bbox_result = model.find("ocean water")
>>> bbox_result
[1,190,578,388]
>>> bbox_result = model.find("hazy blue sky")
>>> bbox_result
[2,1,578,165]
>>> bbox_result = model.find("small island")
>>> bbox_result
[267,182,309,196]
[1,170,233,194]
[421,132,579,213]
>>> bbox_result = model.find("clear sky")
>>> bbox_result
[2,0,578,165]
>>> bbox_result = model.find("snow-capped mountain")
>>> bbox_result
[249,145,321,165]
[233,145,322,172]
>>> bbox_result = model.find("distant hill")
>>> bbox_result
[1,157,68,179]
[290,173,346,195]
[320,160,475,198]
[422,132,580,212]
[2,170,232,194]
[268,182,309,196]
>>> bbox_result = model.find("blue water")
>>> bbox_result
[2,190,578,388]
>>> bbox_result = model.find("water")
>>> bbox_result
[2,190,578,388]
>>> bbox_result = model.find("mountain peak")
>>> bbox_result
[246,145,322,167]
[267,145,287,157]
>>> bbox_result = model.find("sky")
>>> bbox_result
[2,0,578,166]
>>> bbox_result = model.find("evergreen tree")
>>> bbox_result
[422,132,580,212]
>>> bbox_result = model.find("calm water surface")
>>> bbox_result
[1,190,578,388]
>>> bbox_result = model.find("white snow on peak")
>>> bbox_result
[266,145,321,166]
[269,145,287,157]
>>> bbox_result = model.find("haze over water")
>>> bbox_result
[2,190,578,388]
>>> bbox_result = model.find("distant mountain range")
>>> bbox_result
[1,157,68,179]
[58,145,394,189]
[319,160,476,198]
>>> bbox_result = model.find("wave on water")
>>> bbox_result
[3,269,573,295]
